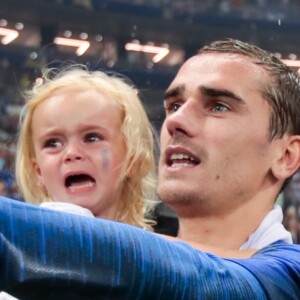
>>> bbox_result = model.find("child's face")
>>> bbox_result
[31,88,127,219]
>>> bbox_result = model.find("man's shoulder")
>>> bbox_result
[255,241,300,260]
[231,241,300,299]
[229,241,300,280]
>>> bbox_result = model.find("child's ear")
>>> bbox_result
[127,158,148,178]
[32,159,43,185]
[271,135,300,180]
[127,160,138,178]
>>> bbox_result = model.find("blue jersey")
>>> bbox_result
[0,196,299,299]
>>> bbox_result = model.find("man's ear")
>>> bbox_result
[271,135,300,180]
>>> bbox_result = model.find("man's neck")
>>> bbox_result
[176,201,273,250]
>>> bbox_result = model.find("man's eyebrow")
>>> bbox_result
[199,86,243,102]
[164,85,185,100]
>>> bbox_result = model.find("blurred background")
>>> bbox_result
[0,0,300,240]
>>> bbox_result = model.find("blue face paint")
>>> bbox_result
[101,148,109,171]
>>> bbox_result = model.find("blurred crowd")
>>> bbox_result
[53,0,300,22]
[0,57,34,202]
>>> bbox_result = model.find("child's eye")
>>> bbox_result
[43,139,63,148]
[84,133,103,143]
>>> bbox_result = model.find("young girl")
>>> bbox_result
[15,66,157,230]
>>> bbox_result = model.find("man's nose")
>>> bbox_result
[164,100,195,138]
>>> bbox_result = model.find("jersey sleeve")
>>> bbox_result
[0,196,298,299]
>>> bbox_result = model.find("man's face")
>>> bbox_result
[158,53,279,216]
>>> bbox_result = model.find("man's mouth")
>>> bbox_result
[167,152,200,168]
[65,174,96,192]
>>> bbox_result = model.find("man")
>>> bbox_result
[0,39,300,299]
[158,39,300,251]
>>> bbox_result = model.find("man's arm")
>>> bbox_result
[0,196,298,299]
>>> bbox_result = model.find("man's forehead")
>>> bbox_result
[174,52,268,88]
[182,52,257,70]
[165,52,268,103]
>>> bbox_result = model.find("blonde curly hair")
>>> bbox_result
[15,66,157,230]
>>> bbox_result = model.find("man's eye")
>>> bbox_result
[84,133,103,143]
[212,103,228,113]
[43,139,62,148]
